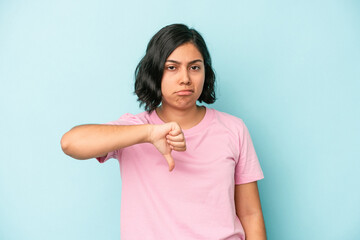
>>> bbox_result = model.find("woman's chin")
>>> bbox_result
[164,102,197,111]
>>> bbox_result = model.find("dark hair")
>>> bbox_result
[134,23,216,112]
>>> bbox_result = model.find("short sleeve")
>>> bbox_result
[96,113,145,163]
[234,120,264,184]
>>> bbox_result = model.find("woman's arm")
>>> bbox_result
[235,182,266,240]
[60,122,185,171]
[61,124,152,160]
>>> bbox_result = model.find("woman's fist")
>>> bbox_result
[148,122,186,171]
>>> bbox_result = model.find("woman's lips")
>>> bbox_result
[176,90,194,96]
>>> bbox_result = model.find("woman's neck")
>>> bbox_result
[155,105,206,130]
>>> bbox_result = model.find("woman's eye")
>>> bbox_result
[191,66,200,70]
[167,66,176,70]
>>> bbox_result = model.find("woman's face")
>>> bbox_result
[160,42,205,110]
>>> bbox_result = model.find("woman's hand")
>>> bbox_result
[148,122,186,171]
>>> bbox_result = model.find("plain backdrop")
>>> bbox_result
[1,0,359,239]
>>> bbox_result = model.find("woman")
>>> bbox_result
[61,23,266,240]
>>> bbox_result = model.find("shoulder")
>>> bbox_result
[206,108,251,145]
[210,108,246,130]
[210,109,258,156]
[104,111,151,125]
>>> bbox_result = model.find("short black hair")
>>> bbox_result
[134,23,216,112]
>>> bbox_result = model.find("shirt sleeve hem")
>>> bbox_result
[96,152,116,163]
[235,174,264,185]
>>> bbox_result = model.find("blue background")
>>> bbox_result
[1,0,359,239]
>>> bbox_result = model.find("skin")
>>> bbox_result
[156,42,206,130]
[235,182,267,239]
[60,42,266,239]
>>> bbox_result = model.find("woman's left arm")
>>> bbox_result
[235,181,266,240]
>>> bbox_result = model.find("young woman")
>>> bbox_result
[61,23,266,240]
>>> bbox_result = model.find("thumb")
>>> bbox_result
[163,153,175,172]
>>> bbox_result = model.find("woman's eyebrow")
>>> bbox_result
[165,59,203,64]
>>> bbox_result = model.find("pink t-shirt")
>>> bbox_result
[97,107,264,240]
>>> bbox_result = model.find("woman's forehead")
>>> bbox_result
[166,43,203,63]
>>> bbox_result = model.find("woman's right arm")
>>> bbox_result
[60,122,186,171]
[61,124,153,160]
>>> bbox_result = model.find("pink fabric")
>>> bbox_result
[97,107,264,240]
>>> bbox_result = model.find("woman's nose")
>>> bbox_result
[180,69,191,85]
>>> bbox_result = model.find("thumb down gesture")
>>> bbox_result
[149,122,186,171]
